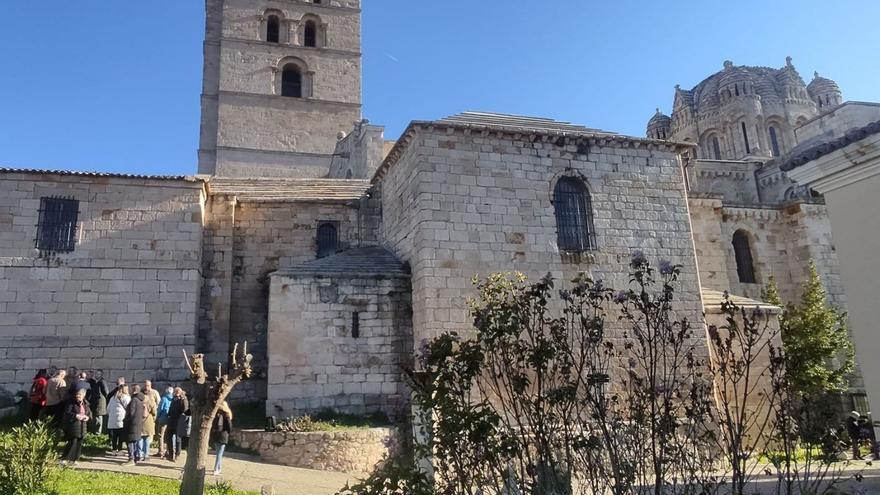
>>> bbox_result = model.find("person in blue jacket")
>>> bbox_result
[155,387,174,458]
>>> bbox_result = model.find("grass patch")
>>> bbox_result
[51,469,258,495]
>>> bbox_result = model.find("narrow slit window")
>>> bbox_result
[36,197,79,253]
[266,15,280,43]
[351,312,360,338]
[712,136,722,160]
[769,126,781,157]
[741,122,751,154]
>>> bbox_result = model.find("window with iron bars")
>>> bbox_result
[35,196,79,253]
[553,177,597,252]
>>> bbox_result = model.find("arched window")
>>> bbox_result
[304,20,318,47]
[768,126,781,157]
[266,15,281,43]
[711,136,722,160]
[281,64,302,97]
[732,230,756,284]
[316,223,338,258]
[553,177,596,252]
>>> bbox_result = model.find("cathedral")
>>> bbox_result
[0,0,875,417]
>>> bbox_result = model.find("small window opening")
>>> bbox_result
[281,65,302,97]
[712,136,722,160]
[36,197,79,253]
[733,230,756,284]
[316,222,338,258]
[304,21,318,47]
[553,177,597,252]
[741,122,751,154]
[266,15,280,43]
[769,126,781,157]
[351,312,360,338]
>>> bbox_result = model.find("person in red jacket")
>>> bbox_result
[29,369,49,421]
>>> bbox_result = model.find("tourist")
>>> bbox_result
[164,387,188,461]
[143,380,161,409]
[108,376,126,400]
[156,387,173,458]
[140,384,158,462]
[88,370,109,434]
[69,371,92,404]
[60,388,92,466]
[123,384,146,466]
[107,385,130,456]
[45,369,68,428]
[847,411,864,460]
[211,401,233,476]
[28,369,49,421]
[177,407,192,458]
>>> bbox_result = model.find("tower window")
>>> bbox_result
[316,222,338,258]
[732,230,756,284]
[553,177,597,252]
[266,15,281,43]
[711,136,722,160]
[741,122,751,154]
[36,197,79,253]
[281,64,302,97]
[304,20,318,47]
[769,126,781,157]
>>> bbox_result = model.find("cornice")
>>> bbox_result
[221,37,361,58]
[786,134,880,194]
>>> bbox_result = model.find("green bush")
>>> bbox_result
[0,420,59,495]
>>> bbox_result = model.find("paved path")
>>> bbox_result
[76,451,359,495]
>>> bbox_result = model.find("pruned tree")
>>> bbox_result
[180,342,253,495]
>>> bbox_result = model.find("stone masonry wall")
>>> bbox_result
[267,273,411,417]
[201,199,361,400]
[380,127,705,359]
[230,427,398,475]
[0,172,204,394]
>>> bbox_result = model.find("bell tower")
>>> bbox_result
[198,0,363,178]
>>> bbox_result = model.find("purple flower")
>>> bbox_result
[630,250,647,268]
[659,260,675,275]
[614,291,628,304]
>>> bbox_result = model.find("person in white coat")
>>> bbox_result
[106,385,130,455]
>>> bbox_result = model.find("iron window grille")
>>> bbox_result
[732,231,756,283]
[554,177,597,252]
[35,196,79,253]
[316,222,338,258]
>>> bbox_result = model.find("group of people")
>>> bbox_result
[29,368,233,475]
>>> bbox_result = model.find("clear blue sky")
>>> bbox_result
[0,1,877,176]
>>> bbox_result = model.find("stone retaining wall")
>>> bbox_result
[230,427,398,474]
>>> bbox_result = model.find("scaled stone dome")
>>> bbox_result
[807,72,841,98]
[646,108,671,139]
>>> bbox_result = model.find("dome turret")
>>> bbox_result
[647,108,671,140]
[808,72,843,109]
[717,61,758,104]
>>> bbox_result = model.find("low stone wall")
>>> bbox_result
[230,427,398,474]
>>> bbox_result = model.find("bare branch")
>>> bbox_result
[182,348,194,375]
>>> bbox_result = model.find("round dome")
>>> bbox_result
[646,108,671,139]
[807,72,841,97]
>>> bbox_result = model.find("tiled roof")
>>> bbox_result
[437,111,611,135]
[701,288,780,313]
[781,120,880,172]
[208,177,371,202]
[274,247,410,278]
[0,166,197,182]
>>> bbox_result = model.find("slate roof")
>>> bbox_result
[273,247,410,278]
[0,166,197,182]
[701,288,780,313]
[208,177,371,202]
[781,120,880,172]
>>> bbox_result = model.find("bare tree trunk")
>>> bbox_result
[179,343,252,495]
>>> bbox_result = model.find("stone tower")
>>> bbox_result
[198,0,363,178]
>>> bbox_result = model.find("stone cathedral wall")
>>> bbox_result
[0,171,204,395]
